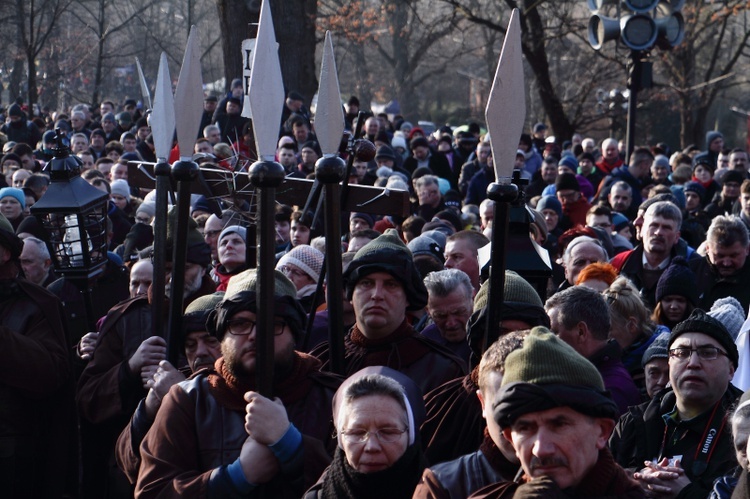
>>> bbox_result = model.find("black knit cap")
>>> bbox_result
[669,308,739,368]
[555,172,580,192]
[655,256,698,305]
[344,228,428,311]
[722,169,746,186]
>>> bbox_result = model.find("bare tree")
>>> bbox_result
[13,0,73,107]
[320,0,463,120]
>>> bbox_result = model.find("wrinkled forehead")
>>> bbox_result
[670,331,721,348]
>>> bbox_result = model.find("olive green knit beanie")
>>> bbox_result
[502,326,605,391]
[473,270,543,312]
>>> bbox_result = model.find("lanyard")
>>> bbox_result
[659,400,726,477]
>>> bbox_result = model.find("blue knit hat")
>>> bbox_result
[537,195,562,217]
[0,187,26,209]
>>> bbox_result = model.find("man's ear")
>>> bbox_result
[476,389,486,413]
[596,418,616,449]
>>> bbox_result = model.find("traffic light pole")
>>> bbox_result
[625,50,641,164]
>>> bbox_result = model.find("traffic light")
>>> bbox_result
[587,0,684,51]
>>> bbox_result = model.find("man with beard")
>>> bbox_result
[115,293,224,483]
[76,215,215,498]
[689,215,750,312]
[135,269,340,498]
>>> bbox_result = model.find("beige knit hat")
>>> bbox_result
[224,268,298,302]
[276,244,324,283]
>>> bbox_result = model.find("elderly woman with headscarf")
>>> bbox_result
[305,366,427,499]
[213,225,248,291]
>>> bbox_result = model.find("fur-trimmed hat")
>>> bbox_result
[344,228,427,311]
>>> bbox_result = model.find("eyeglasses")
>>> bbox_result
[430,308,470,322]
[340,427,408,444]
[668,346,727,361]
[278,265,307,280]
[204,229,221,239]
[226,317,287,336]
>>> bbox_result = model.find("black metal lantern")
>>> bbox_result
[31,130,109,281]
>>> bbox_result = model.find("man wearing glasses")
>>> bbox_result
[136,269,340,498]
[610,309,742,497]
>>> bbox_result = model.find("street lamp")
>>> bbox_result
[586,0,685,160]
[31,130,109,282]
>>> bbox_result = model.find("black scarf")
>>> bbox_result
[319,442,426,499]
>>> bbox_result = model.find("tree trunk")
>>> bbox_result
[92,0,106,106]
[214,0,317,103]
[9,57,24,103]
[272,0,318,103]
[390,1,417,119]
[215,0,257,93]
[517,0,574,140]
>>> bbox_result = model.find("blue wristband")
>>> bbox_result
[226,458,256,494]
[269,423,302,465]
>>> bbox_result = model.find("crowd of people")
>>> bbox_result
[3,86,750,499]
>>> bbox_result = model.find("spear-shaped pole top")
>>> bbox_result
[315,31,345,157]
[485,9,525,182]
[248,0,285,161]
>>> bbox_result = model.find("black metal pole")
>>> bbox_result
[151,161,171,339]
[316,155,346,375]
[625,50,641,165]
[483,181,518,353]
[248,159,285,398]
[166,159,198,363]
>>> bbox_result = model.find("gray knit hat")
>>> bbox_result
[344,228,427,311]
[642,331,670,368]
[184,292,224,334]
[708,297,746,340]
[407,235,443,265]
